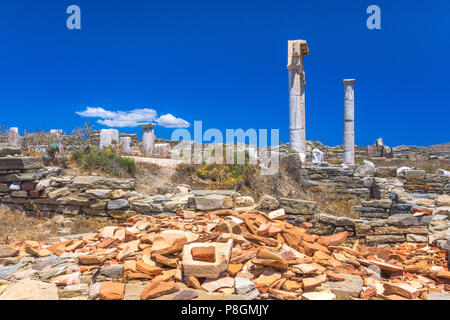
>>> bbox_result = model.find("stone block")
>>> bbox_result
[0,170,44,182]
[437,194,450,207]
[0,183,8,192]
[0,144,21,157]
[0,157,44,170]
[405,234,428,243]
[11,191,28,198]
[182,240,233,279]
[387,214,420,227]
[316,274,363,300]
[85,189,112,199]
[405,170,426,180]
[366,235,405,244]
[279,198,317,215]
[390,203,413,214]
[189,195,233,211]
[107,199,130,210]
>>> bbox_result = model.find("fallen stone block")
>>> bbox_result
[182,240,233,279]
[316,274,363,300]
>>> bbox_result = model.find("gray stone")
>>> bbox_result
[190,190,238,197]
[124,283,146,300]
[172,290,199,300]
[189,195,233,211]
[0,157,44,170]
[360,212,390,219]
[0,263,25,280]
[427,292,450,300]
[72,176,104,189]
[59,284,89,299]
[316,274,363,300]
[360,200,391,209]
[0,170,44,182]
[235,196,254,207]
[366,235,406,244]
[0,144,21,157]
[434,207,450,218]
[48,187,70,199]
[420,215,433,226]
[88,282,101,300]
[354,161,375,177]
[85,189,112,199]
[100,265,123,278]
[107,199,129,210]
[279,198,317,215]
[406,234,428,243]
[130,200,163,214]
[38,263,76,280]
[235,277,259,300]
[0,183,8,192]
[258,194,279,210]
[405,170,426,180]
[390,203,413,214]
[11,190,28,198]
[387,214,420,227]
[0,246,19,258]
[0,279,58,300]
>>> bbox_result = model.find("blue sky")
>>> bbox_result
[1,0,449,147]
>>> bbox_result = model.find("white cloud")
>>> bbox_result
[156,114,190,128]
[76,107,116,119]
[76,107,189,128]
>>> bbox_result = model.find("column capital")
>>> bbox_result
[139,123,157,130]
[343,79,356,84]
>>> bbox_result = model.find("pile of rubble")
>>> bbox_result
[1,207,449,300]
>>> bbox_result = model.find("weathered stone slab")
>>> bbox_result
[130,200,163,214]
[387,214,420,227]
[0,145,21,157]
[189,195,233,211]
[182,240,233,279]
[316,274,363,300]
[0,279,58,300]
[405,170,426,180]
[107,199,129,210]
[0,170,44,182]
[72,176,135,190]
[366,235,406,244]
[279,198,317,215]
[0,157,44,170]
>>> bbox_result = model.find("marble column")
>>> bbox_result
[119,137,132,153]
[343,79,355,164]
[140,123,156,155]
[287,40,309,158]
[8,127,21,147]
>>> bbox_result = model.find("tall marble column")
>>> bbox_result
[287,40,309,158]
[343,79,355,164]
[140,123,156,155]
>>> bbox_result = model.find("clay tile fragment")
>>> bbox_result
[191,246,216,262]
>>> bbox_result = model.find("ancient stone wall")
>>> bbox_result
[1,145,448,250]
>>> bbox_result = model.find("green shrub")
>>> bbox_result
[72,147,136,177]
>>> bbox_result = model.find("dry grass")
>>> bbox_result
[0,207,115,244]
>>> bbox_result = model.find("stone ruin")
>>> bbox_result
[0,40,449,301]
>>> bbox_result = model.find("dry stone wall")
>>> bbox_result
[1,144,448,251]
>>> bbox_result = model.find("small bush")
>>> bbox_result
[72,147,136,177]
